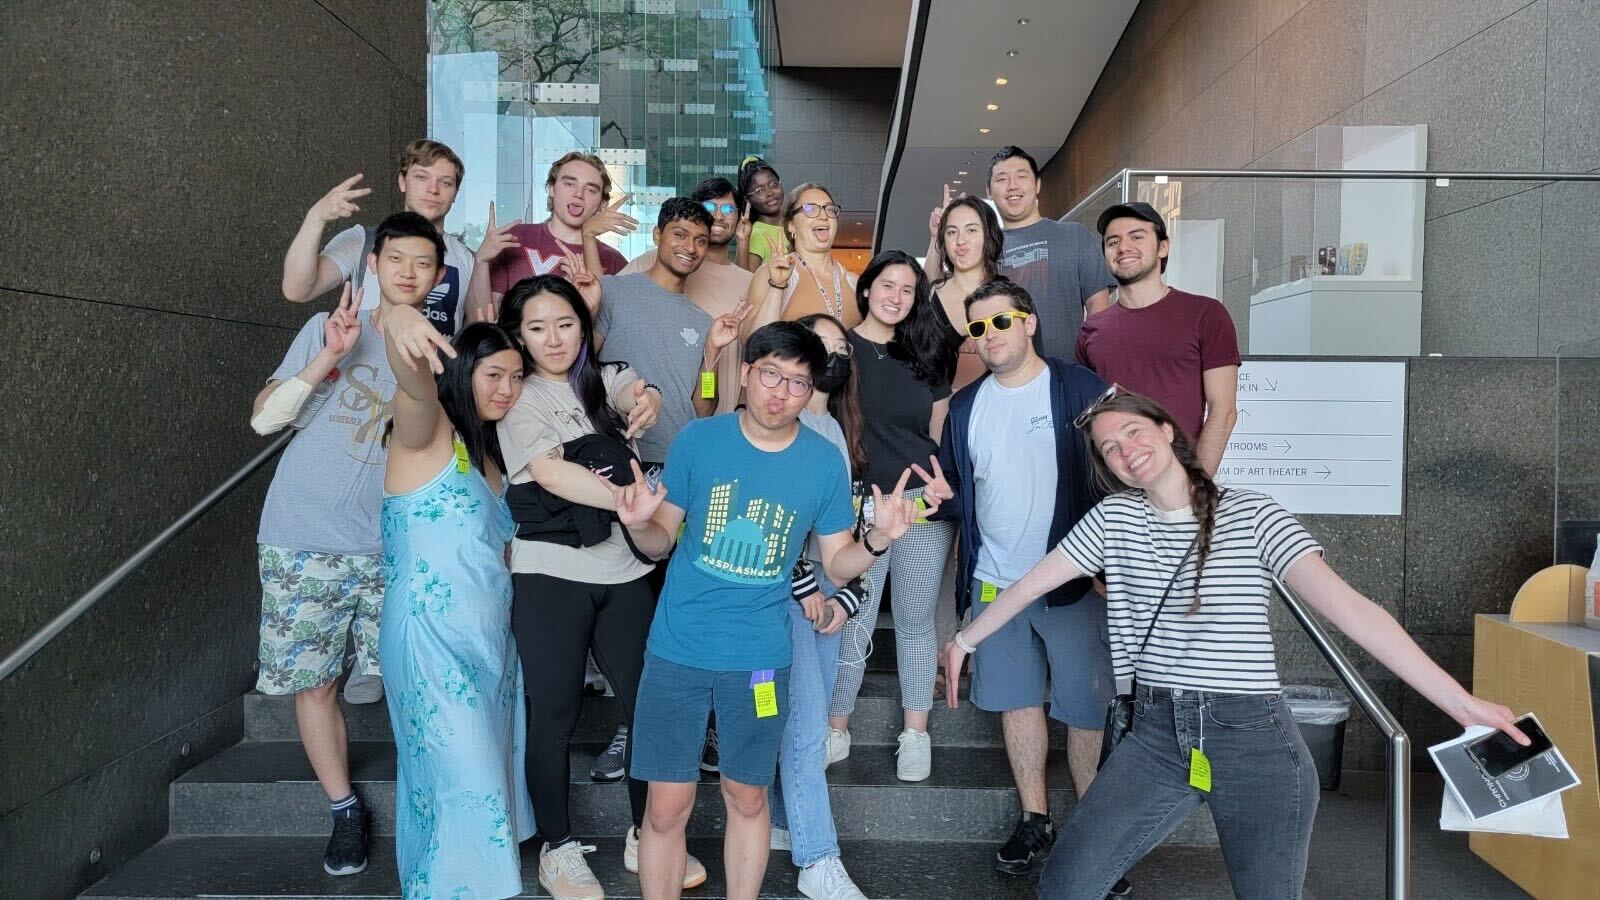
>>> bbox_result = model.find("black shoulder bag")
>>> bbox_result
[1098,534,1199,768]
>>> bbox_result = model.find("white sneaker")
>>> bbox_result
[824,728,851,767]
[798,855,870,900]
[623,826,707,889]
[538,840,604,900]
[895,729,931,782]
[342,672,384,704]
[771,825,792,852]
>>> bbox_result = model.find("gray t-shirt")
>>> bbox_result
[257,310,395,555]
[799,407,852,562]
[999,218,1115,360]
[595,273,713,464]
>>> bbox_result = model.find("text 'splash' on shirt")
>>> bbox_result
[1056,489,1322,694]
[998,218,1115,360]
[651,414,854,671]
[258,309,395,556]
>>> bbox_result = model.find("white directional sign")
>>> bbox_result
[1215,361,1406,515]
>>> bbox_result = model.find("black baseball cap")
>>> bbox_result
[1096,201,1168,241]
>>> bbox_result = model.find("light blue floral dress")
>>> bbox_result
[380,457,535,900]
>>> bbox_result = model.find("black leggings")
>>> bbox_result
[511,572,654,842]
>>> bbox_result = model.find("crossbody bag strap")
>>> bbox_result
[1129,534,1199,690]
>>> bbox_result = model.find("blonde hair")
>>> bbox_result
[545,151,612,211]
[398,139,463,183]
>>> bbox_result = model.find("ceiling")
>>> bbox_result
[773,0,914,67]
[877,0,1138,251]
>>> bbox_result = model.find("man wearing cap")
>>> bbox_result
[1077,202,1240,474]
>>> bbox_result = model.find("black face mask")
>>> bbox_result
[814,352,851,394]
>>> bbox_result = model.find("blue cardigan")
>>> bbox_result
[934,356,1107,619]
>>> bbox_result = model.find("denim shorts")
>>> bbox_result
[631,652,791,786]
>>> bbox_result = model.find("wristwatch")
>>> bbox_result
[862,528,889,557]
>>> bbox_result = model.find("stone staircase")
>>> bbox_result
[81,616,1230,899]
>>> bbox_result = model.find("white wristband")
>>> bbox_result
[954,631,977,654]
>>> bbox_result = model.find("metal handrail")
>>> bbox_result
[0,431,294,683]
[1063,166,1600,224]
[1272,573,1411,900]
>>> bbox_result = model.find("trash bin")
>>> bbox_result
[1283,685,1351,791]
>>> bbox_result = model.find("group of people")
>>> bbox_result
[250,139,1527,900]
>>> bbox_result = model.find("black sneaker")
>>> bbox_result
[994,813,1055,875]
[1107,875,1133,897]
[699,726,720,773]
[591,724,628,782]
[323,801,368,876]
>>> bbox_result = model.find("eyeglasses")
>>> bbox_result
[1071,383,1123,430]
[965,310,1032,339]
[702,201,737,216]
[751,181,784,196]
[756,365,813,397]
[799,202,842,219]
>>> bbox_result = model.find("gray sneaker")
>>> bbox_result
[343,673,384,705]
[591,724,628,782]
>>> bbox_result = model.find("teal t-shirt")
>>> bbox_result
[650,413,854,671]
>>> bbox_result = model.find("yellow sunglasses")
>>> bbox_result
[965,310,1032,340]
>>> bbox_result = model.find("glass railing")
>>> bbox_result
[1064,125,1600,358]
[427,0,779,263]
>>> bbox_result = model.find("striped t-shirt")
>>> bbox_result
[1056,489,1321,693]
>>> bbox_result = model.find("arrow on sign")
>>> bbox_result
[1264,376,1279,392]
[1315,465,1331,480]
[1276,440,1292,454]
[1238,408,1252,419]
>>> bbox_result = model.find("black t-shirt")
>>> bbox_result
[849,332,951,493]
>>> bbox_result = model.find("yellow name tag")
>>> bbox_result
[754,681,778,718]
[913,495,930,524]
[453,437,470,474]
[980,581,998,603]
[700,370,716,399]
[1189,747,1212,792]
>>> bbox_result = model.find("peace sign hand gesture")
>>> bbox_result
[560,247,601,312]
[927,182,966,237]
[476,200,524,264]
[909,455,953,514]
[706,301,751,354]
[307,174,372,226]
[735,208,753,245]
[322,282,363,358]
[597,459,668,527]
[767,243,796,289]
[867,470,920,543]
[387,305,457,375]
[582,192,638,239]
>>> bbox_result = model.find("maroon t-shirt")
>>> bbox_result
[1075,288,1241,440]
[486,221,627,294]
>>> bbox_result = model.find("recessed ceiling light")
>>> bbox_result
[986,103,1000,111]
[995,77,1008,85]
[1006,49,1019,57]
[957,170,968,175]
[952,180,962,185]
[979,127,991,134]
[1017,17,1029,25]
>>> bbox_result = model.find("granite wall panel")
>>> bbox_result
[0,3,426,895]
[764,68,897,212]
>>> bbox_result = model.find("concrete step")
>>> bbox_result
[169,740,1218,846]
[81,835,1246,899]
[243,671,1004,749]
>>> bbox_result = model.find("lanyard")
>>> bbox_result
[798,257,844,320]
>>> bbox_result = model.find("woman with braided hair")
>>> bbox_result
[937,388,1526,899]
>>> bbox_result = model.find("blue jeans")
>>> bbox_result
[769,567,844,867]
[1038,686,1319,900]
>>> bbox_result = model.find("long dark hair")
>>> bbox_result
[795,312,868,476]
[497,274,629,443]
[934,196,1004,284]
[1082,391,1219,613]
[435,323,529,476]
[855,250,957,387]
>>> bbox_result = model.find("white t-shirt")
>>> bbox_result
[322,224,475,333]
[970,368,1058,588]
[1056,489,1322,694]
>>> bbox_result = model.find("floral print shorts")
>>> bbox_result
[255,544,384,695]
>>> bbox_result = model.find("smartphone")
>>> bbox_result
[644,464,664,493]
[1466,715,1554,778]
